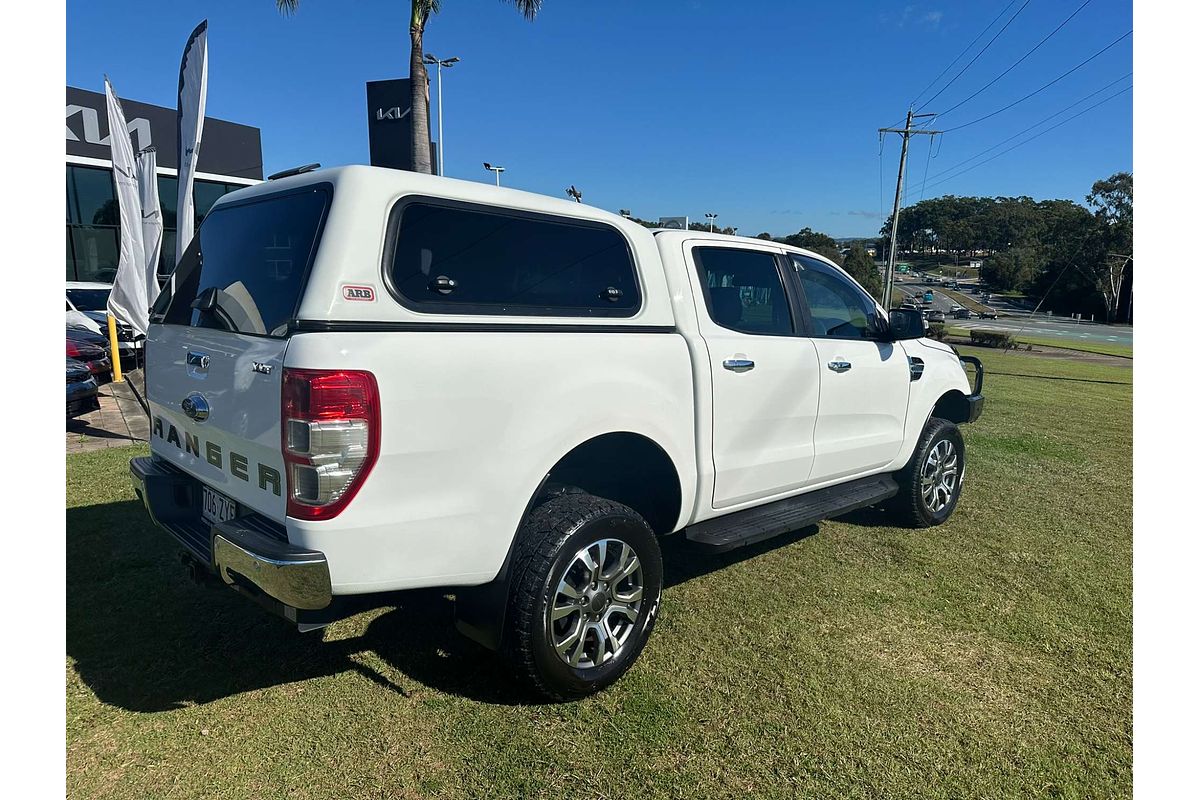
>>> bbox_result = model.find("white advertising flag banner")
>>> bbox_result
[176,19,208,262]
[103,77,149,336]
[138,147,163,300]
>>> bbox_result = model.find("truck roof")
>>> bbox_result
[214,164,633,228]
[649,228,843,267]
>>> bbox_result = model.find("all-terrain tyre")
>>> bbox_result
[887,417,966,528]
[505,493,663,701]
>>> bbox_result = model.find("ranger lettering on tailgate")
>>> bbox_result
[152,416,281,496]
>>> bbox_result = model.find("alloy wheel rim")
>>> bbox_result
[548,538,644,669]
[921,439,959,513]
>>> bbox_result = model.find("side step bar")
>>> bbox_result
[684,475,899,554]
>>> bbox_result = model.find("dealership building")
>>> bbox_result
[65,85,263,283]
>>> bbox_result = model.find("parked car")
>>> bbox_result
[66,328,112,379]
[66,281,143,367]
[130,165,984,700]
[66,358,101,418]
[927,310,947,323]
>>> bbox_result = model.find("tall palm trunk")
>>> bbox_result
[409,2,433,175]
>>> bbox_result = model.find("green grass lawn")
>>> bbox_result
[66,349,1132,799]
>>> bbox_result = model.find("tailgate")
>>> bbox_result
[145,183,332,523]
[147,326,288,520]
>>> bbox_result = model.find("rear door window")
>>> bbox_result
[386,201,640,316]
[159,185,330,337]
[692,247,794,335]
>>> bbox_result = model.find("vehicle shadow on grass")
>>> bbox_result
[66,500,821,711]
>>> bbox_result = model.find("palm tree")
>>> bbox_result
[276,1,543,175]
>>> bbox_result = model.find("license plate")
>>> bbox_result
[201,485,238,526]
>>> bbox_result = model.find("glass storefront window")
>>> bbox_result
[67,164,246,282]
[157,175,178,229]
[194,181,229,226]
[67,165,116,226]
[68,225,120,283]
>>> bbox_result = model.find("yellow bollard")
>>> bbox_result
[107,315,124,383]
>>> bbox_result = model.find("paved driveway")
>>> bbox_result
[66,372,149,454]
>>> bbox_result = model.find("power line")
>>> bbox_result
[918,0,1033,111]
[939,0,1094,118]
[920,84,1131,192]
[924,72,1132,182]
[909,0,1022,109]
[942,29,1132,133]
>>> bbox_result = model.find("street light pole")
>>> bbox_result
[423,54,459,177]
[483,162,505,185]
[705,212,718,232]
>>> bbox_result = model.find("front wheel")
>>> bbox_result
[888,417,966,528]
[505,493,663,701]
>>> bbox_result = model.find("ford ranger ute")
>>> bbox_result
[131,165,983,700]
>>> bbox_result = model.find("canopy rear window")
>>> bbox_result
[386,200,641,317]
[158,185,330,337]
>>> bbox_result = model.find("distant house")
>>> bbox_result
[969,259,983,269]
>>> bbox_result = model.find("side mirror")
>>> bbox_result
[887,308,927,340]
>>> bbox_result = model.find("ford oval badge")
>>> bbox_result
[181,393,210,422]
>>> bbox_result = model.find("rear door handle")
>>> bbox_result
[827,360,852,373]
[723,358,755,373]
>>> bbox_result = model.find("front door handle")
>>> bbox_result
[723,358,755,373]
[827,360,852,373]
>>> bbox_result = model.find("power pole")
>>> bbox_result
[879,110,940,309]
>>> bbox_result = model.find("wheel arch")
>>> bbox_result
[931,388,973,424]
[454,430,684,651]
[534,431,684,536]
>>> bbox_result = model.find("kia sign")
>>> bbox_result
[65,86,262,179]
[366,79,436,174]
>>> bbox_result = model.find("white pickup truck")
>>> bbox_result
[131,165,983,700]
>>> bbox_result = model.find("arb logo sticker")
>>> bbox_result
[342,285,375,302]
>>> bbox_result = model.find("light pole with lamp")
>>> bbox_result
[423,53,459,177]
[483,162,505,185]
[705,212,718,232]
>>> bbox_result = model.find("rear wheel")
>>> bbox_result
[888,417,966,528]
[505,493,662,701]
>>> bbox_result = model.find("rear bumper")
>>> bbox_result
[130,456,332,611]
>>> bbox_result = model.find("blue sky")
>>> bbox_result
[66,0,1132,238]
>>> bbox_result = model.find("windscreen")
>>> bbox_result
[66,288,109,311]
[158,186,329,337]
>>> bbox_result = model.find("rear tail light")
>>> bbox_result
[66,340,81,358]
[281,368,380,520]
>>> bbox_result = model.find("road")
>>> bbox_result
[891,277,1132,346]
